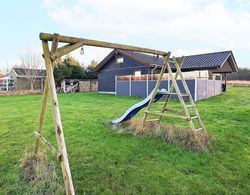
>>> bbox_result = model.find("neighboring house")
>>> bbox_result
[9,67,46,91]
[95,50,238,95]
[0,71,6,78]
[0,72,14,91]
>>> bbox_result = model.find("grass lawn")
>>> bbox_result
[0,87,250,194]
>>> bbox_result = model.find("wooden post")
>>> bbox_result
[167,57,196,131]
[143,54,170,124]
[159,57,185,121]
[224,73,227,92]
[36,32,173,194]
[34,34,59,155]
[34,80,50,154]
[42,40,75,195]
[173,57,206,133]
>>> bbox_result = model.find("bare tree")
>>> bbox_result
[20,51,44,90]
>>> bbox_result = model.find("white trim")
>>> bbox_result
[214,79,216,96]
[6,78,8,91]
[194,75,197,102]
[220,74,222,92]
[129,75,131,96]
[206,78,208,99]
[146,74,149,96]
[11,68,18,77]
[115,76,117,95]
[98,91,116,94]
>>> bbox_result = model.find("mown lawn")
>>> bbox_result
[0,87,250,194]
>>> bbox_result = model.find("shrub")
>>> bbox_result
[115,119,213,152]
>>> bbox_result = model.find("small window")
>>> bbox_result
[116,57,124,64]
[134,71,141,77]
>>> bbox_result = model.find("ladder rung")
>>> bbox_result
[146,119,160,122]
[164,108,183,115]
[157,92,189,96]
[146,111,188,120]
[186,104,194,108]
[195,128,203,132]
[157,92,175,95]
[190,116,199,120]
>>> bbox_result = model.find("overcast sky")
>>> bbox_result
[1,0,250,71]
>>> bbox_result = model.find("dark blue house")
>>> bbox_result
[95,49,238,95]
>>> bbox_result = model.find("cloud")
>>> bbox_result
[42,0,62,8]
[43,0,250,51]
[0,58,21,72]
[0,46,45,72]
[69,46,112,66]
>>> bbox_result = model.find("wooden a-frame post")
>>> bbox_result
[34,32,170,194]
[143,55,206,133]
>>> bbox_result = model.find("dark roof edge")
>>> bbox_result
[228,51,239,72]
[94,50,116,71]
[117,50,150,66]
[95,49,150,71]
[95,49,239,72]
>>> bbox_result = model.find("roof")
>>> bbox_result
[12,67,46,78]
[95,49,238,72]
[0,72,6,78]
[0,76,14,80]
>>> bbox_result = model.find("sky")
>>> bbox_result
[0,0,250,71]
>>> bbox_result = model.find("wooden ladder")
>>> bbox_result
[143,55,206,133]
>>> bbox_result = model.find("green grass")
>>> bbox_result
[0,87,250,194]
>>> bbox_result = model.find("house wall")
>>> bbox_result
[9,70,45,91]
[98,55,149,92]
[15,77,44,90]
[181,70,209,78]
[212,60,233,73]
[9,70,17,90]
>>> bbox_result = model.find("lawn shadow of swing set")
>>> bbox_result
[34,32,206,194]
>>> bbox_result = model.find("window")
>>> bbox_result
[116,57,124,64]
[134,71,141,77]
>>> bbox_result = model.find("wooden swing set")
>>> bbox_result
[34,33,206,194]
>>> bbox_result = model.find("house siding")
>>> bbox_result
[98,55,149,92]
[8,69,45,91]
[15,77,44,90]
